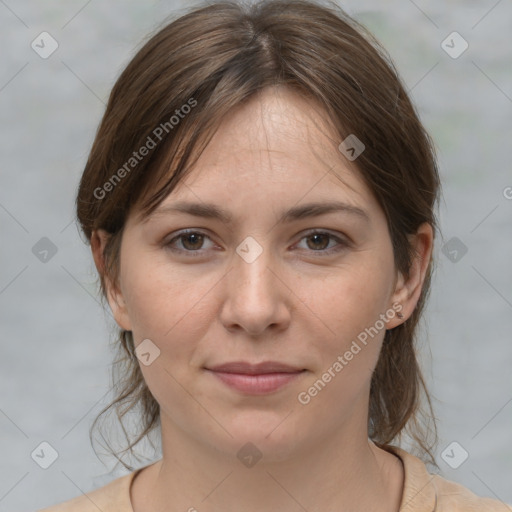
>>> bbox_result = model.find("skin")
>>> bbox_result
[91,85,433,512]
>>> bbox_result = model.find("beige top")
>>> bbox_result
[38,446,510,511]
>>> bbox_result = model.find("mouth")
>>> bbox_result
[204,361,307,395]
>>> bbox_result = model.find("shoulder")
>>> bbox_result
[431,472,511,511]
[37,469,139,512]
[386,446,511,512]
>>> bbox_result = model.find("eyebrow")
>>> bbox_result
[146,200,370,224]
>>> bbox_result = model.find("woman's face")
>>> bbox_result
[96,86,427,461]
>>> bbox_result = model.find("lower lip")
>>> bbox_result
[206,370,305,394]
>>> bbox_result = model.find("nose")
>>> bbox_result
[219,242,291,337]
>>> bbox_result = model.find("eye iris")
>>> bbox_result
[176,233,333,252]
[182,233,204,250]
[307,233,329,250]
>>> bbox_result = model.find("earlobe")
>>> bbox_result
[90,229,132,331]
[388,222,434,327]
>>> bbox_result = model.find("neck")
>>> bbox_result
[131,413,404,512]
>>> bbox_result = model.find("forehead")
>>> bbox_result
[179,87,369,198]
[132,86,382,228]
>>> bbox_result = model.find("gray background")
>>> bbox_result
[0,0,511,510]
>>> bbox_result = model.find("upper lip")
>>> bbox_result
[206,361,305,374]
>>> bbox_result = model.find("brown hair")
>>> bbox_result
[77,0,440,470]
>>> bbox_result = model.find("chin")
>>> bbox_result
[210,411,308,461]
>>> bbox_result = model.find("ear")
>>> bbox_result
[387,222,434,328]
[90,229,132,331]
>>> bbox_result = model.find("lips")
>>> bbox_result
[205,361,306,394]
[207,361,305,375]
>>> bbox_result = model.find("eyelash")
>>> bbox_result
[164,229,349,257]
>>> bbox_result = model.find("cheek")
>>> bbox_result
[311,260,393,337]
[296,282,388,416]
[118,258,215,406]
[120,254,219,356]
[299,252,395,385]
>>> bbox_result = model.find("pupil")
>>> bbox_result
[308,234,328,250]
[184,233,203,250]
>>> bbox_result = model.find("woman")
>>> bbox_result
[39,0,510,510]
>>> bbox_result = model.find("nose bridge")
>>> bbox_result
[221,234,289,334]
[232,234,276,298]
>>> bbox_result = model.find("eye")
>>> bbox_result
[164,229,349,257]
[294,230,349,255]
[165,230,215,255]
